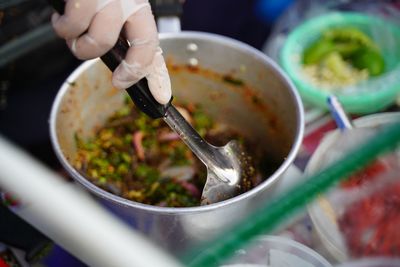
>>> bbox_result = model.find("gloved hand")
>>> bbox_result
[51,0,171,104]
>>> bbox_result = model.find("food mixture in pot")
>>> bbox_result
[74,97,266,207]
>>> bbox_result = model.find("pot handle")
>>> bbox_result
[48,0,172,119]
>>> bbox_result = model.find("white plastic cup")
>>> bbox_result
[220,235,332,267]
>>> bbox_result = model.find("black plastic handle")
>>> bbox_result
[48,0,171,119]
[149,0,183,17]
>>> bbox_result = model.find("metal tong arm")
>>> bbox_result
[164,107,234,183]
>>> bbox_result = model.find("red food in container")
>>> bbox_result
[338,159,400,257]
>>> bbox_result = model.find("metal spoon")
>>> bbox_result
[120,80,254,204]
[121,73,254,205]
[163,106,254,205]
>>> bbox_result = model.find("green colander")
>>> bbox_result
[280,12,400,114]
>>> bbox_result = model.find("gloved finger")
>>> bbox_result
[51,0,99,39]
[112,4,157,87]
[123,4,171,104]
[146,48,172,104]
[123,3,158,68]
[113,4,171,104]
[67,0,125,60]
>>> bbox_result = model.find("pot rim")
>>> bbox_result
[49,31,304,214]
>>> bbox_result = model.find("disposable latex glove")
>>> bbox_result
[52,0,171,104]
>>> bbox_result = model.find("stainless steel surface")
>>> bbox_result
[164,105,248,204]
[50,31,304,256]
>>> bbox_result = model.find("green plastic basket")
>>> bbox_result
[280,12,400,114]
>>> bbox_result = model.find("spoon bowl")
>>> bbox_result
[163,105,255,205]
[200,140,255,205]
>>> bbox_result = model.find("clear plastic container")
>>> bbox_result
[280,12,400,114]
[335,258,400,267]
[306,112,400,262]
[220,235,332,267]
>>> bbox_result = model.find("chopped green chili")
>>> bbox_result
[302,27,385,89]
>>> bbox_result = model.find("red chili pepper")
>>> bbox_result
[340,159,387,188]
[0,257,10,267]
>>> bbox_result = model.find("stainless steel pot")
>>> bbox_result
[50,31,304,256]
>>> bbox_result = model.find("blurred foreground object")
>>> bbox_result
[0,135,183,267]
